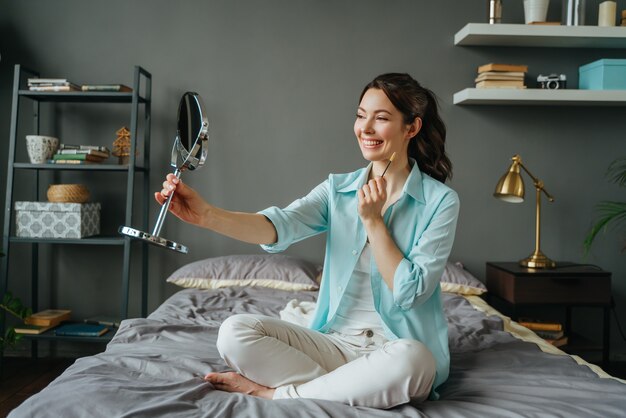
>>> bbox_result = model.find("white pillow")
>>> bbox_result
[166,254,321,291]
[440,261,487,296]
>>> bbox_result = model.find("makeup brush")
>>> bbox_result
[380,152,396,178]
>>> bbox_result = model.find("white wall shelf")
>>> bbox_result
[453,88,626,105]
[455,23,626,48]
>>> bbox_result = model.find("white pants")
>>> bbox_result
[215,314,436,409]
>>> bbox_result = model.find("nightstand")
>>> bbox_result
[486,262,612,366]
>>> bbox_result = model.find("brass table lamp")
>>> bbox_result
[494,154,556,269]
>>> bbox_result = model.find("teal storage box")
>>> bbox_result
[579,59,626,90]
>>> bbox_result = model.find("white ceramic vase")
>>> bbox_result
[26,135,59,164]
[523,0,550,23]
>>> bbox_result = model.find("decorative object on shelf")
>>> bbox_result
[25,135,59,164]
[47,184,91,203]
[488,0,502,24]
[15,201,101,239]
[493,154,556,269]
[537,73,567,89]
[112,126,134,164]
[598,0,617,26]
[523,0,550,24]
[622,9,626,26]
[584,157,626,254]
[476,63,528,89]
[579,59,626,90]
[119,92,209,254]
[562,0,585,25]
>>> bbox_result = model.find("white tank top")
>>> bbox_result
[330,243,386,337]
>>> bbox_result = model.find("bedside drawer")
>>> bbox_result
[486,263,611,305]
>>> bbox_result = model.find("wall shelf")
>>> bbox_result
[453,88,626,105]
[454,23,626,48]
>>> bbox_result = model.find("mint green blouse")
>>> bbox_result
[259,160,460,399]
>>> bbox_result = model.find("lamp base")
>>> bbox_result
[519,251,556,269]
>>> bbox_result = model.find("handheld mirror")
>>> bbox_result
[119,92,209,254]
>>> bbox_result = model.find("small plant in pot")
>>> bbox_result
[0,250,32,353]
[584,157,626,253]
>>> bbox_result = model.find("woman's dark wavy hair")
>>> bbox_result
[359,73,452,183]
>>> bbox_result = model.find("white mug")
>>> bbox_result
[25,135,59,164]
[523,0,550,24]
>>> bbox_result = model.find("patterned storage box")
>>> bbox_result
[15,201,101,238]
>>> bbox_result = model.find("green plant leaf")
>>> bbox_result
[607,157,626,187]
[584,201,626,254]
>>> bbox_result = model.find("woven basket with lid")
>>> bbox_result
[47,184,90,203]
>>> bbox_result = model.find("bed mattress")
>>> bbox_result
[9,287,626,417]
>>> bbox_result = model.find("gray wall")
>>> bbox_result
[1,1,625,360]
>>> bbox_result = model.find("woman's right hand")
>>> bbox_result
[154,173,208,227]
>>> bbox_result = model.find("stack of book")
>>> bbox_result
[475,63,528,89]
[15,309,72,335]
[50,144,111,165]
[28,78,80,92]
[518,318,568,347]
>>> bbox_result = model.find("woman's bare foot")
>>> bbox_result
[204,372,275,399]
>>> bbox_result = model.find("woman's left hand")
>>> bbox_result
[358,177,387,223]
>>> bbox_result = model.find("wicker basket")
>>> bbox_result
[47,184,90,203]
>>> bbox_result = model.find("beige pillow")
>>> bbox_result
[166,254,321,291]
[440,261,487,296]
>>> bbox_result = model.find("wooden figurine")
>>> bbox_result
[112,126,133,164]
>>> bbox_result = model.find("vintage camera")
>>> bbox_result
[537,74,567,89]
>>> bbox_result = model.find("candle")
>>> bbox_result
[598,1,616,27]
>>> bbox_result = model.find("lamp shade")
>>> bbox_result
[494,161,524,203]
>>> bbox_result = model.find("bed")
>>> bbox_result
[9,255,626,418]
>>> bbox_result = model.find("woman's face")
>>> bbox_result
[354,88,416,163]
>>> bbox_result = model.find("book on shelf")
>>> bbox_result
[54,323,109,337]
[478,63,529,74]
[57,149,110,159]
[475,71,526,82]
[48,159,100,165]
[14,324,56,335]
[534,329,565,340]
[28,78,80,92]
[24,309,71,327]
[81,84,132,92]
[29,85,81,92]
[546,335,568,348]
[60,144,111,153]
[84,316,121,328]
[476,80,526,89]
[28,78,70,84]
[52,153,107,162]
[518,318,563,332]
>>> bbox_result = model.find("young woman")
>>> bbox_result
[156,73,459,409]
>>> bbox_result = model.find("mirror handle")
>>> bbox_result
[152,169,182,236]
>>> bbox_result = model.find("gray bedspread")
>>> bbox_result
[9,287,626,417]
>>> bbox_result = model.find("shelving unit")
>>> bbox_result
[0,65,151,348]
[455,23,626,48]
[453,23,626,106]
[453,87,626,105]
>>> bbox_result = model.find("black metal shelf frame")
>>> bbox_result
[1,65,152,339]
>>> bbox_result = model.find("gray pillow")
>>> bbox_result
[166,254,321,291]
[440,261,487,295]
